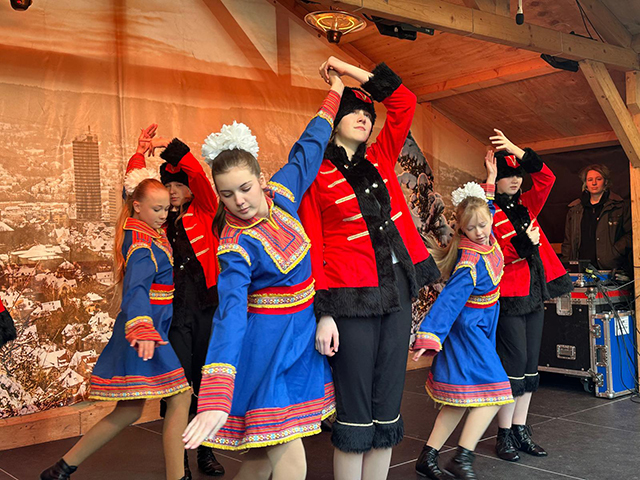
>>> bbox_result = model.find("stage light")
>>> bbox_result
[10,0,32,11]
[367,16,434,41]
[540,54,579,72]
[304,10,367,44]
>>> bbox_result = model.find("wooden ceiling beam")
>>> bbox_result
[461,0,510,17]
[312,0,640,70]
[414,57,556,102]
[633,34,640,54]
[576,0,632,48]
[628,71,640,116]
[526,131,618,154]
[580,59,640,167]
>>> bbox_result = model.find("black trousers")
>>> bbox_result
[496,308,544,397]
[329,264,413,453]
[161,302,216,416]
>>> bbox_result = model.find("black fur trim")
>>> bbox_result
[331,422,375,453]
[0,310,16,348]
[334,88,377,130]
[415,256,440,292]
[524,373,540,393]
[361,63,402,102]
[510,231,538,259]
[372,416,404,449]
[160,138,190,166]
[509,377,526,397]
[160,162,189,187]
[519,148,544,174]
[325,143,425,316]
[315,286,398,319]
[546,273,573,299]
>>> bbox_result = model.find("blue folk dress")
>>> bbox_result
[196,92,340,450]
[415,185,513,407]
[89,218,190,400]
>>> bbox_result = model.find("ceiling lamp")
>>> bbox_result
[304,10,367,44]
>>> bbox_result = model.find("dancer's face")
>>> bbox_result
[133,189,170,229]
[585,170,606,196]
[165,181,192,207]
[215,166,268,221]
[334,109,372,145]
[462,211,492,245]
[496,175,522,195]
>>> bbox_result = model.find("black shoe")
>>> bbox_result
[495,427,520,462]
[445,446,476,480]
[40,459,77,480]
[183,450,193,480]
[197,445,225,476]
[511,424,547,457]
[415,445,455,479]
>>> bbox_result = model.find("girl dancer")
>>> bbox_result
[40,168,191,480]
[490,130,572,462]
[299,57,440,480]
[181,63,343,480]
[413,154,512,480]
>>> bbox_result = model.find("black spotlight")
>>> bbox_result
[540,54,579,72]
[368,16,434,41]
[10,0,32,10]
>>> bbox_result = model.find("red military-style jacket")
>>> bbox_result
[299,64,439,319]
[492,149,572,314]
[125,149,219,288]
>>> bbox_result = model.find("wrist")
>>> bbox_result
[512,146,526,159]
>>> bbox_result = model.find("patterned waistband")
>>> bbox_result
[149,283,174,305]
[465,287,500,309]
[248,277,315,315]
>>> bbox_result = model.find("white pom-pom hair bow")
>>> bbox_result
[451,182,487,207]
[201,121,259,167]
[123,167,160,196]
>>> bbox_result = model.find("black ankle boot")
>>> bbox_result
[445,446,476,480]
[415,445,455,479]
[40,459,77,480]
[511,424,547,456]
[183,450,192,480]
[495,427,520,462]
[197,445,225,476]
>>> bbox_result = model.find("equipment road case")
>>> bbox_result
[539,286,637,398]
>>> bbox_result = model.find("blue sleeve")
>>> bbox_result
[120,246,164,342]
[269,114,333,210]
[416,265,475,348]
[198,244,252,413]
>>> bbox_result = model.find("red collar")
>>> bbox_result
[124,218,162,238]
[225,192,275,230]
[459,234,498,254]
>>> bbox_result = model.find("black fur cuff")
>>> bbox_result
[546,273,573,299]
[160,138,190,166]
[0,310,17,348]
[511,231,537,259]
[372,416,404,449]
[331,422,375,453]
[519,148,543,174]
[361,63,402,102]
[313,289,334,320]
[524,373,540,393]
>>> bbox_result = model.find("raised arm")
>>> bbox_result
[159,138,219,214]
[268,70,343,207]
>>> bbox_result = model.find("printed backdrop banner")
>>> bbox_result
[0,0,374,417]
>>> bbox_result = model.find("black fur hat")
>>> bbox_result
[334,87,377,129]
[160,163,189,187]
[495,150,525,181]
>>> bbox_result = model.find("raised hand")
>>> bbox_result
[489,129,525,159]
[136,123,158,155]
[149,137,170,157]
[485,149,497,183]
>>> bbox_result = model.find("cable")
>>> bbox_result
[575,0,605,43]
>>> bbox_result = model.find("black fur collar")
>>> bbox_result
[324,141,368,167]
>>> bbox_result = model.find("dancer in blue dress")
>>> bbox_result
[182,63,345,480]
[41,174,192,480]
[413,152,513,480]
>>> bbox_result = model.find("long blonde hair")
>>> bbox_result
[428,196,491,280]
[114,178,168,284]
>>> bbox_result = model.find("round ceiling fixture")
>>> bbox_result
[304,10,367,44]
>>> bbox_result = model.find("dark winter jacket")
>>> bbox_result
[561,190,631,272]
